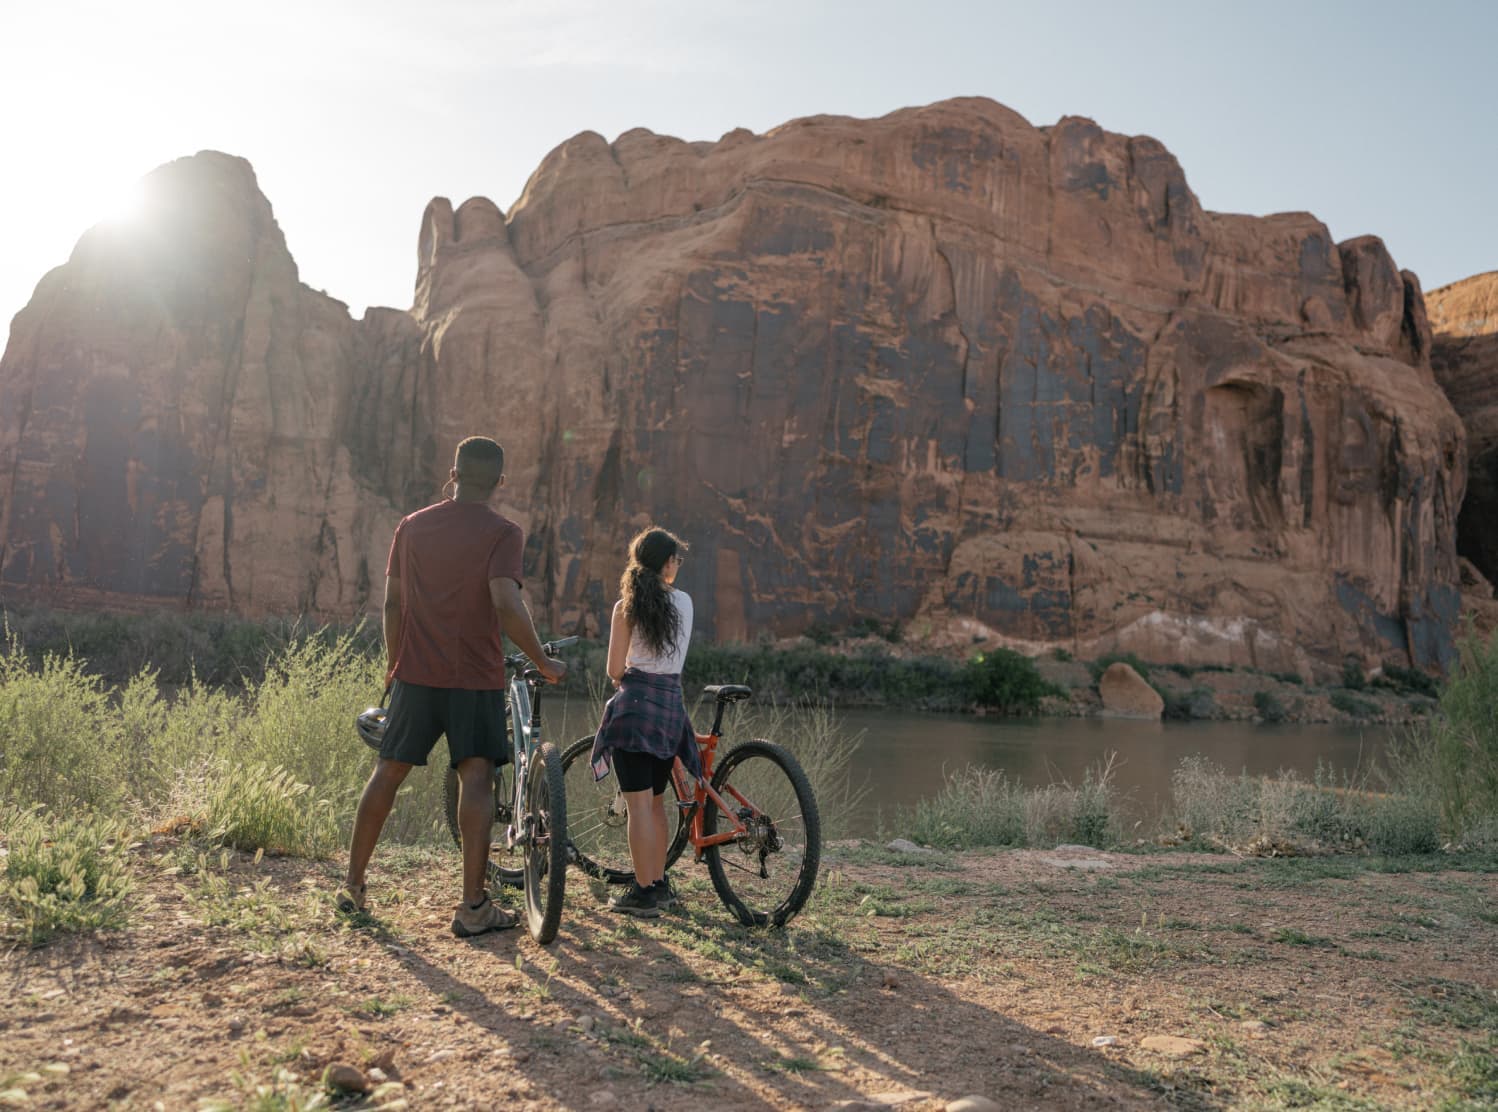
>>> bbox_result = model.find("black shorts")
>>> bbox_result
[380,681,508,769]
[612,748,673,795]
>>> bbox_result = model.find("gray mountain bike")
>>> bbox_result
[359,637,576,944]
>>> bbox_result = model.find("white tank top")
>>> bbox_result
[625,589,693,675]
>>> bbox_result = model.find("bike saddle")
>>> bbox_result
[703,684,753,703]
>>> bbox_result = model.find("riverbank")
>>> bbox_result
[0,603,1444,725]
[3,837,1493,1110]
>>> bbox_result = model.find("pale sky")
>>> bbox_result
[1,0,1493,330]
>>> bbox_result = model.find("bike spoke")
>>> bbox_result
[704,742,820,927]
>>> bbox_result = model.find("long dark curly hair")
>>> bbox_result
[620,527,688,657]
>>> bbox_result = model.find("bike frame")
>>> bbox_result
[501,644,564,851]
[668,702,767,855]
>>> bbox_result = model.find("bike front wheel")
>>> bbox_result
[443,761,523,889]
[560,737,688,884]
[524,742,567,944]
[703,739,821,928]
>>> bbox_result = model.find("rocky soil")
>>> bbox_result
[3,839,1494,1110]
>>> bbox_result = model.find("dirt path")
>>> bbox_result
[3,840,1495,1110]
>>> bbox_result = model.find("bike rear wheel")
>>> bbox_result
[524,742,567,944]
[702,740,821,928]
[443,761,523,889]
[560,736,688,884]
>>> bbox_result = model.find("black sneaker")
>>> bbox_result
[649,875,677,910]
[607,882,661,919]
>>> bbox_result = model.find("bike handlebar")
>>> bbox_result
[505,635,581,672]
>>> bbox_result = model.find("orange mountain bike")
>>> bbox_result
[560,684,821,927]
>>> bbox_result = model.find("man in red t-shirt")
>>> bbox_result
[339,436,565,937]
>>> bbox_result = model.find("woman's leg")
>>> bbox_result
[622,788,665,887]
[647,789,669,879]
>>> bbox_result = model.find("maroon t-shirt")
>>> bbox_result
[385,500,525,690]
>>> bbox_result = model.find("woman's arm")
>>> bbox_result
[606,600,630,687]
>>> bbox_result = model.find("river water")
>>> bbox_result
[541,692,1395,837]
[834,710,1394,834]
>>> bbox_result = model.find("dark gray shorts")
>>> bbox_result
[380,681,508,769]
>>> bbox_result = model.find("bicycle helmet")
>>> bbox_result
[356,705,388,751]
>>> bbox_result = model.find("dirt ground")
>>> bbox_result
[3,838,1495,1110]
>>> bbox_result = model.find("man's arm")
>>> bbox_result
[382,575,403,681]
[489,577,567,683]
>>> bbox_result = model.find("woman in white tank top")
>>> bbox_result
[589,527,697,917]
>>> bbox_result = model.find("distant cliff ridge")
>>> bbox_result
[0,98,1470,677]
[1428,271,1498,600]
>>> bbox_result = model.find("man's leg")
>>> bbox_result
[455,756,495,906]
[346,758,413,891]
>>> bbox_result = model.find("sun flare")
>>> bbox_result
[98,179,150,227]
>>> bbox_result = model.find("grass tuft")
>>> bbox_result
[1,808,134,946]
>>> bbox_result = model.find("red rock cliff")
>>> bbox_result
[0,100,1468,674]
[1428,271,1498,596]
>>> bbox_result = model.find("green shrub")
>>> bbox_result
[846,616,902,643]
[202,763,338,858]
[803,622,838,647]
[685,642,973,710]
[1384,629,1498,842]
[1373,665,1440,699]
[1330,690,1378,719]
[1,809,134,946]
[1254,690,1287,723]
[1171,756,1257,844]
[1067,762,1118,847]
[964,648,1057,713]
[906,758,1120,849]
[1364,792,1442,855]
[1050,647,1073,662]
[908,766,1027,848]
[1342,660,1366,690]
[1271,671,1304,685]
[0,644,123,811]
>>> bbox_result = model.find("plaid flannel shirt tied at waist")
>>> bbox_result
[589,668,702,782]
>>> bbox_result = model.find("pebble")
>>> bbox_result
[1240,1020,1269,1036]
[946,1099,1002,1112]
[576,1014,596,1034]
[588,1092,617,1106]
[1090,1036,1119,1048]
[39,1065,68,1077]
[226,1018,245,1034]
[0,1089,28,1107]
[881,972,900,990]
[324,1064,369,1093]
[424,1050,456,1065]
[367,1068,388,1083]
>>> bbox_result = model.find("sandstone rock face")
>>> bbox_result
[1428,272,1498,585]
[0,100,1469,674]
[1098,662,1163,720]
[0,153,408,616]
